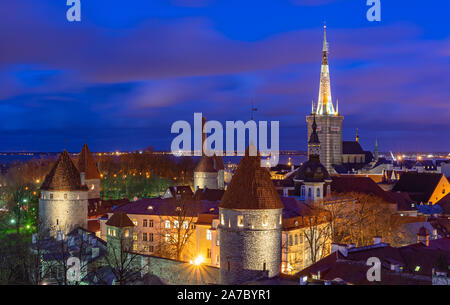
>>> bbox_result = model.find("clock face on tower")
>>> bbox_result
[310,144,320,156]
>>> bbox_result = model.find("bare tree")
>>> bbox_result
[303,212,332,265]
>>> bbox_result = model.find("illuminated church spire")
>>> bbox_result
[315,24,336,116]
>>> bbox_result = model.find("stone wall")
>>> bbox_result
[136,254,220,285]
[218,208,282,284]
[194,172,218,191]
[39,190,88,235]
[85,178,101,199]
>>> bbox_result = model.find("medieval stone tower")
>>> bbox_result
[218,147,284,284]
[77,143,101,200]
[193,117,225,191]
[307,25,343,174]
[39,150,88,236]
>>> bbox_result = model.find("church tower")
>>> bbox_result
[218,147,284,284]
[306,25,343,174]
[39,150,88,236]
[294,115,332,202]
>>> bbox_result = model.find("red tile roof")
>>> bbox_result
[106,211,135,228]
[77,143,101,180]
[219,147,284,210]
[41,150,87,191]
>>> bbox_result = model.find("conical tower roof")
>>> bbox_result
[78,144,100,180]
[106,211,135,228]
[41,150,86,191]
[219,147,284,210]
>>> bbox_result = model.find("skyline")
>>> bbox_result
[1,1,449,152]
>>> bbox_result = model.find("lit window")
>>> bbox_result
[149,233,154,242]
[149,220,154,227]
[182,221,188,229]
[133,243,138,251]
[206,230,212,240]
[133,233,137,241]
[220,214,224,225]
[91,184,95,190]
[165,233,170,242]
[143,233,147,241]
[165,220,171,229]
[262,215,268,227]
[174,220,179,228]
[124,229,129,238]
[143,219,147,227]
[279,214,282,225]
[237,215,244,227]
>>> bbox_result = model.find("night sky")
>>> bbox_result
[1,0,449,153]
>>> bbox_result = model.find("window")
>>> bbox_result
[316,188,321,197]
[301,185,305,197]
[149,233,154,242]
[308,188,312,198]
[289,235,293,246]
[262,215,268,227]
[143,219,147,227]
[295,234,298,245]
[263,262,266,271]
[143,233,147,241]
[64,194,68,199]
[280,214,282,225]
[91,184,95,190]
[133,233,138,241]
[237,215,244,227]
[124,229,129,238]
[207,248,211,259]
[174,220,179,228]
[216,236,220,246]
[165,234,170,242]
[133,243,138,251]
[415,266,421,272]
[50,193,53,200]
[149,245,154,252]
[183,221,188,229]
[220,213,224,225]
[149,220,154,228]
[165,220,171,229]
[206,230,212,240]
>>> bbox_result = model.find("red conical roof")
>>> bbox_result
[219,147,284,210]
[41,150,86,191]
[78,144,100,180]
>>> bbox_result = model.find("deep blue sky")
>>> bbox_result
[0,0,449,153]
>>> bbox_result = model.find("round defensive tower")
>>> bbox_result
[218,148,284,284]
[39,150,88,236]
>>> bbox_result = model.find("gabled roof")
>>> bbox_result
[78,144,101,180]
[436,193,450,215]
[193,188,225,201]
[392,172,445,203]
[106,211,135,228]
[41,150,86,191]
[342,141,364,155]
[219,147,284,210]
[331,176,394,203]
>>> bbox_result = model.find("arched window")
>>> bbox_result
[316,188,321,197]
[262,215,268,226]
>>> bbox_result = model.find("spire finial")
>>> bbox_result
[323,22,328,52]
[356,128,360,143]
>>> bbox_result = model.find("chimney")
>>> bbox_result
[331,243,348,257]
[373,236,382,245]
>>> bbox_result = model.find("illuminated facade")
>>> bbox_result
[307,25,343,174]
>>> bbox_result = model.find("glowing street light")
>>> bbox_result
[10,219,15,224]
[192,255,204,266]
